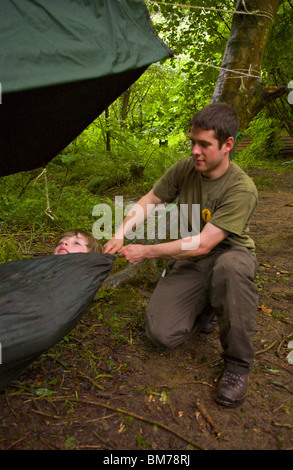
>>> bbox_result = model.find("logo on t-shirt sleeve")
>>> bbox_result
[202,208,211,223]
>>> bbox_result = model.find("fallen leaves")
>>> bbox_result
[258,305,272,314]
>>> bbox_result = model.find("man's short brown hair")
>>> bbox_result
[190,102,239,148]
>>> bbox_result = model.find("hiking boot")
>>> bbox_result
[216,369,249,407]
[201,316,217,334]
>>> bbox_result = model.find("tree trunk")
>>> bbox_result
[211,0,280,130]
[120,88,131,129]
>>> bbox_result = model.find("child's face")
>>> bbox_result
[53,234,89,255]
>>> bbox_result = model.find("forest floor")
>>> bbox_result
[0,167,292,454]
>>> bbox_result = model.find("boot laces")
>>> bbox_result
[222,370,245,388]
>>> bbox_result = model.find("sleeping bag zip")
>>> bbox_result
[0,253,114,391]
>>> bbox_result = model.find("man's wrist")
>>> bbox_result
[145,243,161,260]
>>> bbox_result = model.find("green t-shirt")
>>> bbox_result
[153,158,258,252]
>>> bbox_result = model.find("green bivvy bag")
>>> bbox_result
[0,253,114,391]
[0,0,173,176]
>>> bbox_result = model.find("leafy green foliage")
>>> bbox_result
[262,1,293,136]
[147,0,235,116]
[0,237,22,263]
[0,166,103,232]
[0,130,188,241]
[235,110,284,167]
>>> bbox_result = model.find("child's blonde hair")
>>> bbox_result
[55,229,103,254]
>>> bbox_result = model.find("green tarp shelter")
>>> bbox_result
[0,0,173,176]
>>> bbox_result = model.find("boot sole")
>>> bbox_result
[216,395,246,407]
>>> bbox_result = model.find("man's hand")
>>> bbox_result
[104,189,162,256]
[104,238,124,255]
[118,244,148,265]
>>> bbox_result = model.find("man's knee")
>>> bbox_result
[146,312,189,349]
[146,326,173,348]
[212,247,257,284]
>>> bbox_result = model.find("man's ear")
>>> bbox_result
[224,136,234,153]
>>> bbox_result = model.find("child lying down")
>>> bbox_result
[0,230,113,392]
[53,229,103,255]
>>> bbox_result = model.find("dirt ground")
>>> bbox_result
[0,168,292,453]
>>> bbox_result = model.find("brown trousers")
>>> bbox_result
[145,246,258,374]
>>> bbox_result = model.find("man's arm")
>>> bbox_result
[104,189,163,254]
[119,222,229,265]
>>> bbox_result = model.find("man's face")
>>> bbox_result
[53,234,88,255]
[189,127,233,179]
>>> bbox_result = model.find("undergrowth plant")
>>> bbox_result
[0,132,187,238]
[234,110,284,168]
